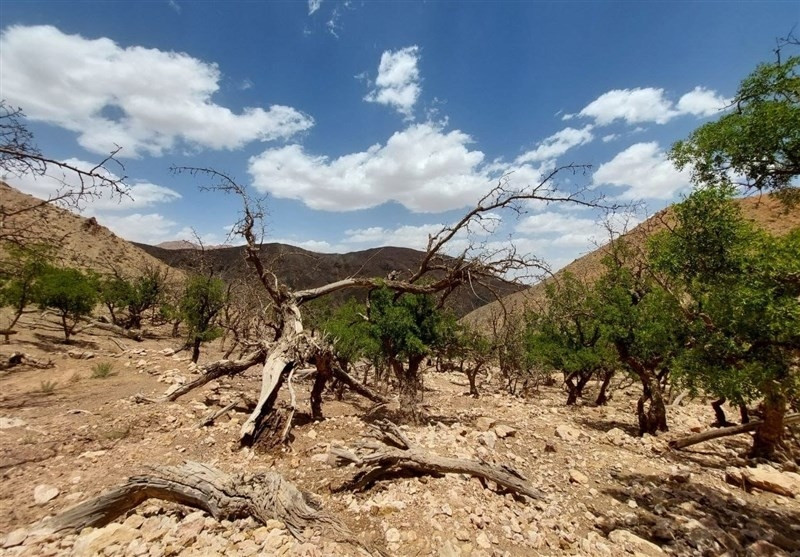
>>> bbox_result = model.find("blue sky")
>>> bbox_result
[1,1,797,272]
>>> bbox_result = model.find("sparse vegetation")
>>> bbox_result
[37,379,57,394]
[34,265,99,342]
[90,361,116,379]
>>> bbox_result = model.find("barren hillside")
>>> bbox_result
[0,182,180,281]
[463,194,800,329]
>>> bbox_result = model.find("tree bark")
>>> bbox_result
[331,365,387,404]
[191,337,201,364]
[637,369,668,435]
[711,397,735,427]
[330,420,544,501]
[160,348,267,402]
[39,461,378,554]
[751,390,787,459]
[393,355,424,422]
[595,370,613,406]
[311,352,333,421]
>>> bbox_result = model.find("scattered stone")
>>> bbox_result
[746,539,789,556]
[0,417,25,429]
[2,528,27,548]
[33,484,59,505]
[480,431,497,450]
[476,532,492,549]
[385,528,401,543]
[555,424,585,443]
[493,424,516,438]
[569,469,589,485]
[72,524,138,557]
[608,529,664,556]
[544,442,557,453]
[475,417,496,431]
[726,465,800,498]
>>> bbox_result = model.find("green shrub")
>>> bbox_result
[90,361,116,379]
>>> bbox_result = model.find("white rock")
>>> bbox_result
[494,424,517,438]
[569,469,589,485]
[0,417,26,429]
[608,529,664,556]
[33,484,59,505]
[385,528,401,543]
[2,528,27,548]
[726,465,800,498]
[476,532,492,549]
[72,524,138,557]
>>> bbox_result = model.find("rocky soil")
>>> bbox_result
[1,320,799,556]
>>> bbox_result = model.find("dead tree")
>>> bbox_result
[168,165,607,447]
[39,461,379,555]
[329,420,544,500]
[1,101,129,246]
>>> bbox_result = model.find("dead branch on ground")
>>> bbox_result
[330,419,544,500]
[39,461,380,555]
[670,413,800,450]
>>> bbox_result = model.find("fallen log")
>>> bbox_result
[0,352,54,371]
[669,413,800,450]
[39,461,380,555]
[77,320,146,341]
[332,365,387,404]
[330,419,544,501]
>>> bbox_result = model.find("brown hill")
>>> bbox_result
[135,242,524,318]
[0,182,181,281]
[462,194,800,330]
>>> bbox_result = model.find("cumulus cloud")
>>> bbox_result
[364,46,421,118]
[677,86,730,117]
[577,87,678,126]
[0,25,313,157]
[5,158,181,211]
[249,122,493,212]
[515,125,594,164]
[592,142,691,200]
[573,85,729,127]
[248,121,565,213]
[103,213,178,245]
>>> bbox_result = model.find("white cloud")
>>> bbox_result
[574,85,730,127]
[248,121,565,214]
[308,0,322,15]
[516,125,594,164]
[516,212,600,246]
[168,0,181,13]
[249,122,494,212]
[364,46,421,118]
[592,142,691,200]
[677,86,730,117]
[0,25,313,157]
[578,87,678,126]
[5,158,181,211]
[343,223,445,250]
[104,213,178,245]
[602,134,618,143]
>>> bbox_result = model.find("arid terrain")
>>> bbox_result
[1,317,799,557]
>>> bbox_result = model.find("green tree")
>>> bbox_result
[366,287,448,420]
[35,266,99,342]
[651,186,800,459]
[525,273,617,406]
[670,52,799,205]
[125,266,169,329]
[180,274,227,363]
[99,275,133,326]
[594,241,686,435]
[0,243,49,330]
[322,297,379,381]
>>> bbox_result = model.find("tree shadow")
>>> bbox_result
[598,471,800,554]
[32,332,99,350]
[576,416,639,437]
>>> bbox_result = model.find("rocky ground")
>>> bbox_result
[1,318,799,556]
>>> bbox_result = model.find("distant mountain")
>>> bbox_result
[462,194,800,330]
[155,240,227,250]
[135,242,524,318]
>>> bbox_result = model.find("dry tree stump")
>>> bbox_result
[40,461,381,555]
[330,419,545,501]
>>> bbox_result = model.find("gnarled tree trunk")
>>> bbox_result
[751,390,787,459]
